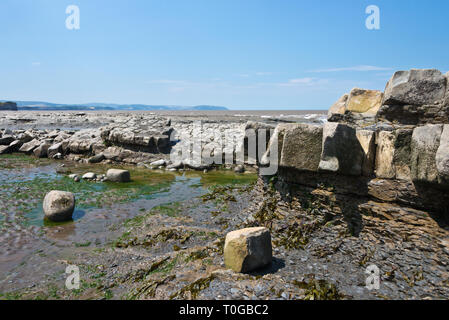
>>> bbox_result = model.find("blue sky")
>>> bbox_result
[0,0,448,110]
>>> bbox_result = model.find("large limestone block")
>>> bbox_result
[356,130,376,176]
[375,130,413,180]
[410,124,443,184]
[346,88,383,115]
[393,129,413,180]
[279,124,323,172]
[383,69,446,106]
[224,227,272,273]
[436,125,449,185]
[43,191,75,222]
[375,131,395,179]
[319,123,364,176]
[327,94,348,121]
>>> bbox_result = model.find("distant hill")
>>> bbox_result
[0,101,228,111]
[0,101,18,111]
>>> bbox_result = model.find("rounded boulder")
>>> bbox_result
[43,191,75,222]
[106,169,131,182]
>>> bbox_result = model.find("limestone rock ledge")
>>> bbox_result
[253,68,449,299]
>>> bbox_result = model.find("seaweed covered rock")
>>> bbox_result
[224,227,272,273]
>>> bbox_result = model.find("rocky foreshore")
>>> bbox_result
[247,68,449,298]
[1,68,449,300]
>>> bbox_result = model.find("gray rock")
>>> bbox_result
[167,161,183,170]
[47,142,63,158]
[383,69,446,106]
[8,140,23,152]
[234,165,245,173]
[19,139,41,154]
[88,153,105,164]
[375,129,413,180]
[33,143,50,158]
[356,130,376,177]
[376,104,449,125]
[43,190,75,222]
[82,172,97,180]
[410,124,443,184]
[52,152,63,159]
[327,94,348,121]
[319,123,364,176]
[150,159,166,167]
[106,169,131,182]
[436,125,449,186]
[0,135,15,145]
[445,72,449,107]
[17,133,33,143]
[0,145,10,155]
[280,123,323,172]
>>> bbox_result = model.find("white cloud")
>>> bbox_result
[310,65,391,73]
[32,62,41,67]
[255,72,273,76]
[277,77,328,87]
[147,80,188,85]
